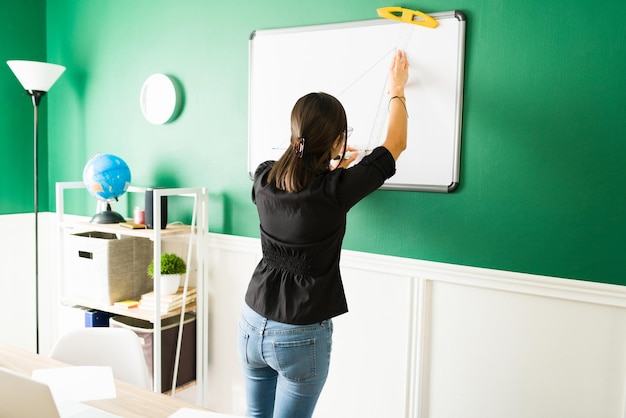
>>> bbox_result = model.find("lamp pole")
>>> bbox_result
[7,60,65,353]
[30,90,45,353]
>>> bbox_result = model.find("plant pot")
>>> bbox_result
[160,274,181,295]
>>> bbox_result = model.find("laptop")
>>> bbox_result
[0,367,118,418]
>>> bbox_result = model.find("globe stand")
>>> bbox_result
[90,202,126,224]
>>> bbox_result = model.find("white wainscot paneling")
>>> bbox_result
[38,225,626,417]
[0,214,36,350]
[424,281,626,418]
[201,235,626,418]
[205,234,262,415]
[314,265,416,418]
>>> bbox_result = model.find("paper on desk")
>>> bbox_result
[32,366,117,403]
[169,407,245,417]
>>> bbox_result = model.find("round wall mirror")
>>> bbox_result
[139,73,182,124]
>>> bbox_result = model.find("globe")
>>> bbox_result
[83,153,131,223]
[83,153,131,201]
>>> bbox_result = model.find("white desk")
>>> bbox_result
[0,343,210,418]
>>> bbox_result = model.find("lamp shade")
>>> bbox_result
[6,60,66,92]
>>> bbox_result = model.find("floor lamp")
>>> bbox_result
[7,60,65,353]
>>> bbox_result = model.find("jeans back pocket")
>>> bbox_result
[273,338,316,382]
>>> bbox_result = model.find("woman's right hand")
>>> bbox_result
[388,50,409,95]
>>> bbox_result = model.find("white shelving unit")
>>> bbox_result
[55,182,209,405]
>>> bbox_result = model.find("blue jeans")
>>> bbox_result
[237,304,333,418]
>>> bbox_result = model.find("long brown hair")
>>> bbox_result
[268,92,347,193]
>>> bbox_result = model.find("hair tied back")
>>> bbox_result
[294,137,305,158]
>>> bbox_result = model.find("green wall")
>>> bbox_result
[16,0,626,285]
[0,0,48,213]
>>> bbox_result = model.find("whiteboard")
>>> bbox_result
[248,11,466,192]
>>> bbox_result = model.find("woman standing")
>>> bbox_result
[238,50,409,418]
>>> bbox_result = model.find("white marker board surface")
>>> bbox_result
[248,11,466,192]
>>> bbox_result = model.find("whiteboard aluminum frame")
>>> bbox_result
[248,11,466,193]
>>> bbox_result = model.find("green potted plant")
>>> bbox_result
[147,253,186,295]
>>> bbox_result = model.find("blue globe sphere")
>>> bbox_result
[83,153,131,201]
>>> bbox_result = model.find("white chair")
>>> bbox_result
[50,327,152,390]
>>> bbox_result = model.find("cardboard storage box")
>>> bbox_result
[65,231,153,305]
[110,313,196,392]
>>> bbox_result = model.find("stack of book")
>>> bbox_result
[139,287,197,312]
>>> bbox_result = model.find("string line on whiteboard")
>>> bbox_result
[336,50,396,98]
[270,50,397,152]
[270,24,415,155]
[365,24,414,153]
[271,140,290,150]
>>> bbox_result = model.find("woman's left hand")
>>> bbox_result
[333,145,359,169]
